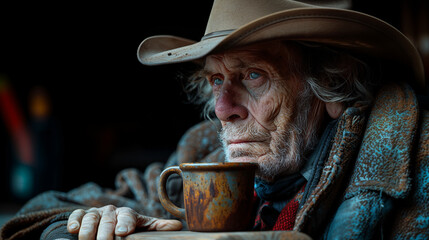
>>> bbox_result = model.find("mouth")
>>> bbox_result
[227,139,264,145]
[224,138,270,163]
[226,137,270,149]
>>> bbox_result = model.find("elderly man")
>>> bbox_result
[1,0,428,240]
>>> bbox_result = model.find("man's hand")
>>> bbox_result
[67,205,182,240]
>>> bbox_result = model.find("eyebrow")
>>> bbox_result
[202,58,254,77]
[200,68,212,75]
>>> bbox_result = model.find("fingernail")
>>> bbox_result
[116,226,127,233]
[69,223,79,230]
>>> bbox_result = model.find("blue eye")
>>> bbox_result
[249,72,261,79]
[213,78,223,86]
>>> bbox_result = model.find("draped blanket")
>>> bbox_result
[0,120,224,240]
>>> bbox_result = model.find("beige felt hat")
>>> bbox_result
[137,0,425,88]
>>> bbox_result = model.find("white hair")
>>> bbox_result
[184,41,379,119]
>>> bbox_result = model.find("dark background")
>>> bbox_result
[0,2,213,202]
[0,0,426,209]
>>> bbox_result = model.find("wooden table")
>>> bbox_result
[118,231,312,240]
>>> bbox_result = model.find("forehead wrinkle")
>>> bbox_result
[204,54,245,77]
[204,41,290,76]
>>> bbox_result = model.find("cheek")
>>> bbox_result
[273,98,295,130]
[262,96,283,122]
[262,86,301,131]
[272,79,304,126]
[248,78,303,129]
[249,94,286,129]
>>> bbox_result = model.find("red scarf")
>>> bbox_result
[254,184,306,231]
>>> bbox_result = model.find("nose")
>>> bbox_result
[215,86,248,122]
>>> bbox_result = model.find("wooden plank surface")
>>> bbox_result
[119,231,312,240]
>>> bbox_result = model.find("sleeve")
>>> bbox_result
[389,110,429,239]
[325,190,393,240]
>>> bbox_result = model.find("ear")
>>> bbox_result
[326,102,344,119]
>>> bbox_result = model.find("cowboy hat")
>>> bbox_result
[137,0,425,88]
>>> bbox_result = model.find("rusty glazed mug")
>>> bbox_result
[158,162,258,232]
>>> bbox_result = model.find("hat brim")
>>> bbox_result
[137,7,424,88]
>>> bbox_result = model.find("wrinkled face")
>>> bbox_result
[204,41,322,181]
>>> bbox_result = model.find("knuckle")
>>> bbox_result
[79,224,94,234]
[103,205,116,212]
[119,211,135,219]
[72,209,86,215]
[87,207,100,213]
[68,209,85,223]
[118,206,132,212]
[100,217,116,225]
[118,207,136,215]
[84,212,100,222]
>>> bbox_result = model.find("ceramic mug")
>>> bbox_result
[158,162,258,231]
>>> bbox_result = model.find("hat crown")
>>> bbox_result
[204,0,311,36]
[138,0,424,89]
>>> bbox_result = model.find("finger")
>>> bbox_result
[115,207,137,236]
[96,205,117,240]
[136,215,183,231]
[152,219,183,231]
[67,209,86,233]
[78,209,101,240]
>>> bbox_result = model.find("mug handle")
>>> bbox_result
[158,166,186,220]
